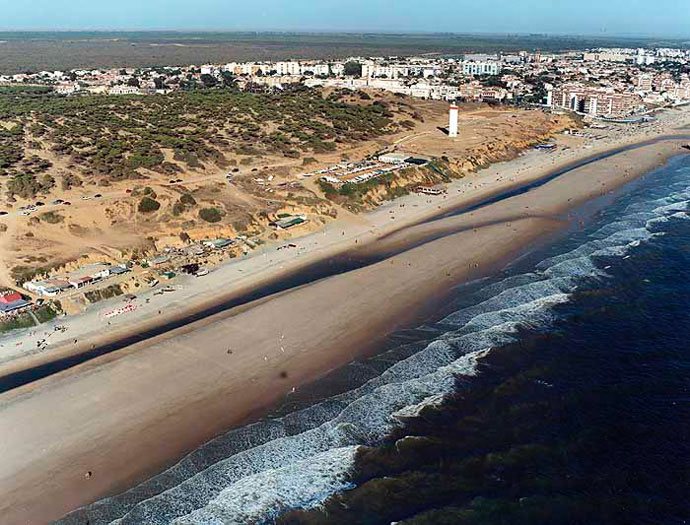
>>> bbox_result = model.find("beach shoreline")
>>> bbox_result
[0,121,689,522]
[2,125,690,389]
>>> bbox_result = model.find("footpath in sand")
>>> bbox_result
[0,132,689,523]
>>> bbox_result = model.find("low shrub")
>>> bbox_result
[199,207,222,223]
[138,196,161,213]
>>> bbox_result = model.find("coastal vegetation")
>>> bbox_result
[138,196,161,213]
[0,82,575,294]
[10,258,68,284]
[38,211,64,224]
[0,302,60,333]
[84,284,124,303]
[5,172,55,199]
[199,207,222,223]
[0,312,36,333]
[0,86,399,189]
[172,193,197,216]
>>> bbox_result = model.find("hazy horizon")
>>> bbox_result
[0,29,688,40]
[2,0,689,39]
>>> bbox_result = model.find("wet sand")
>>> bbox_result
[0,138,688,524]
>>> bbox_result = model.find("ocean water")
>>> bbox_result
[61,154,690,524]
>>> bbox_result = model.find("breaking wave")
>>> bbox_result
[59,160,690,525]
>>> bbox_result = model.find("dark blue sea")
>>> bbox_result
[61,154,690,524]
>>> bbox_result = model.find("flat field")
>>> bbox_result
[1,31,686,74]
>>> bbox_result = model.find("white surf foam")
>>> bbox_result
[172,447,359,525]
[112,289,570,524]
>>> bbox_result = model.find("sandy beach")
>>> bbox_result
[3,111,690,375]
[0,117,689,522]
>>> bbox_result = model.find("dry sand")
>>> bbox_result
[0,136,688,524]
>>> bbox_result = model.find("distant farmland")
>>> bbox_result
[1,31,688,74]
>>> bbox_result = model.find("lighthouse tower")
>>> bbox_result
[448,103,459,138]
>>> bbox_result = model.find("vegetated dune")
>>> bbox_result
[0,85,574,291]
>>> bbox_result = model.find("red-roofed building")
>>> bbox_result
[0,291,22,304]
[0,290,30,314]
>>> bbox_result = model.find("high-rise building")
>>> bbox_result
[461,61,501,76]
[545,83,554,106]
[550,84,644,117]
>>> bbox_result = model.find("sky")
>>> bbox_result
[1,0,689,37]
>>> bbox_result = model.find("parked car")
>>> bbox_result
[35,201,45,206]
[0,211,7,216]
[62,201,72,206]
[93,194,102,198]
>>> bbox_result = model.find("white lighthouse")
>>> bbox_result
[448,104,459,138]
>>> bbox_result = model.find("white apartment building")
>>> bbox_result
[409,82,460,101]
[502,54,523,64]
[109,85,142,95]
[422,67,441,78]
[636,49,656,66]
[583,51,631,63]
[362,63,408,79]
[275,61,301,76]
[54,82,80,95]
[405,64,437,77]
[299,63,330,76]
[330,63,345,76]
[361,63,441,79]
[224,62,270,76]
[461,61,501,76]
